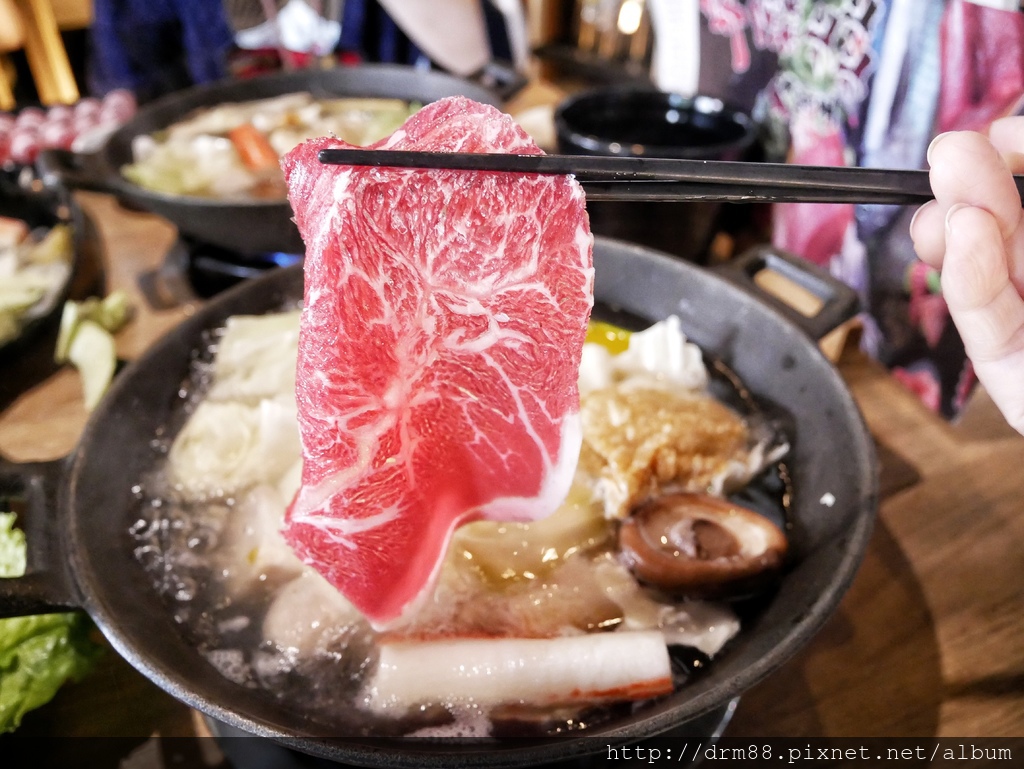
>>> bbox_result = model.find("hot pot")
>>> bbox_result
[34,65,505,256]
[0,175,99,363]
[0,238,876,767]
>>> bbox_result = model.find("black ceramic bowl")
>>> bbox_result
[555,89,757,160]
[555,88,759,261]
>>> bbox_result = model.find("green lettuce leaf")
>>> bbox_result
[0,512,26,578]
[0,513,102,733]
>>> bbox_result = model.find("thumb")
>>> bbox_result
[943,204,1024,432]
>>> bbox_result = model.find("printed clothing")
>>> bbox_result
[696,0,1024,418]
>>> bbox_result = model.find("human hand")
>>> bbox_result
[910,117,1024,435]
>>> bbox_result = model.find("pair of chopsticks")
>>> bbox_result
[318,148,1024,206]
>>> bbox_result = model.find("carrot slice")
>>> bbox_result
[228,123,279,171]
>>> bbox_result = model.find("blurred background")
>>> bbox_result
[2,0,1023,417]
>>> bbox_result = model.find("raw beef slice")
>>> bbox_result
[281,96,594,628]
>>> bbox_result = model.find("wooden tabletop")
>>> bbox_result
[1,189,1022,754]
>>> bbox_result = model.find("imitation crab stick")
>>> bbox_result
[228,123,279,171]
[361,630,672,714]
[0,215,28,249]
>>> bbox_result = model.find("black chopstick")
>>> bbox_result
[576,180,921,205]
[317,148,1024,206]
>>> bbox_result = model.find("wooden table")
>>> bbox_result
[1,191,1022,756]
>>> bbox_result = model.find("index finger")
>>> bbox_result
[911,131,1024,268]
[986,116,1024,172]
[930,131,1023,235]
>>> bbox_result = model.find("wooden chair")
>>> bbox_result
[0,0,23,109]
[0,0,91,109]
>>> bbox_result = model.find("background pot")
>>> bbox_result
[34,65,505,257]
[0,176,102,373]
[555,88,760,263]
[0,239,875,767]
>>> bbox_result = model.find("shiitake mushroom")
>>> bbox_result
[618,493,788,600]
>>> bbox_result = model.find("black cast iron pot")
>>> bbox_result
[0,238,877,767]
[0,175,99,361]
[34,65,507,256]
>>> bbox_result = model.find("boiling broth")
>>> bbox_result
[129,309,791,738]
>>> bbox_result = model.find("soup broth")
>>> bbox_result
[129,308,790,738]
[122,95,420,200]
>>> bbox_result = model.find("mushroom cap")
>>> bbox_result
[619,493,788,600]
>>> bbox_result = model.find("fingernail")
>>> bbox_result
[945,203,968,238]
[909,201,926,237]
[927,132,950,166]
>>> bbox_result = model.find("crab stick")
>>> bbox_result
[361,630,673,714]
[228,123,279,171]
[0,216,28,249]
